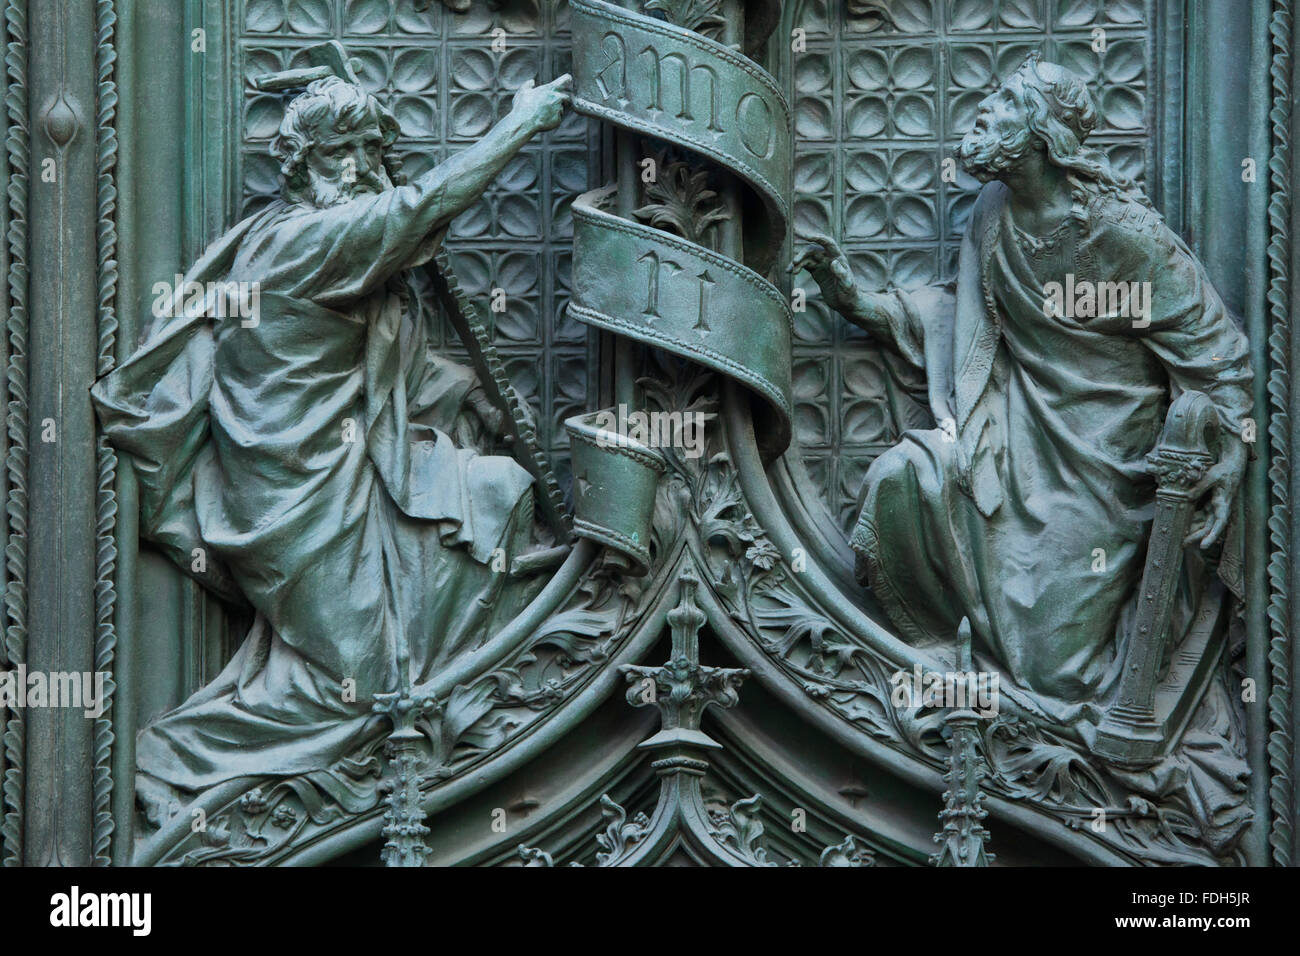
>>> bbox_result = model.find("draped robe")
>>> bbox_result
[92,187,544,793]
[850,182,1253,722]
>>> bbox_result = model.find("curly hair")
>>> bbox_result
[1005,52,1154,214]
[270,77,406,204]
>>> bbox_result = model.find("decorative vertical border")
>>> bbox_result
[1,0,27,869]
[92,0,118,867]
[1267,0,1295,868]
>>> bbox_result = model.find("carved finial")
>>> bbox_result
[930,618,994,867]
[956,615,972,673]
[620,566,748,739]
[373,691,439,867]
[818,835,876,867]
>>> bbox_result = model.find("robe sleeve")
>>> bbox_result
[408,350,485,437]
[1106,213,1254,601]
[841,283,960,374]
[1120,220,1254,436]
[227,184,453,306]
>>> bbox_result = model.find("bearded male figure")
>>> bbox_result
[794,56,1254,844]
[92,70,572,825]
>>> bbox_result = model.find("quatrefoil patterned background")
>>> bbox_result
[239,0,591,497]
[788,0,1152,530]
[235,0,1155,532]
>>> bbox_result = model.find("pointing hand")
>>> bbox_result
[512,74,573,134]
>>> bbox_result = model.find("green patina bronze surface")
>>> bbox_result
[0,0,1294,870]
[92,67,573,825]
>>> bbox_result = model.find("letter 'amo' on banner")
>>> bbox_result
[569,0,791,276]
[563,0,792,568]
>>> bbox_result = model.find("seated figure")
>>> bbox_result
[794,55,1253,851]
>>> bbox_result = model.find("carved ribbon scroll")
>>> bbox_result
[564,0,792,571]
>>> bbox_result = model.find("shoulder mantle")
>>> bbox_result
[1088,191,1167,239]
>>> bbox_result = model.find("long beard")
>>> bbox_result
[957,125,1033,182]
[307,167,393,209]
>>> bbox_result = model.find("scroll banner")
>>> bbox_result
[566,0,791,571]
[569,0,791,274]
[565,411,667,576]
[571,186,793,455]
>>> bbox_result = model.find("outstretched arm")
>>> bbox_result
[244,75,572,304]
[788,232,935,373]
[789,233,898,342]
[406,75,571,240]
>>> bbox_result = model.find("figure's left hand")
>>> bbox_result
[465,386,535,441]
[466,387,507,439]
[1185,437,1247,549]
